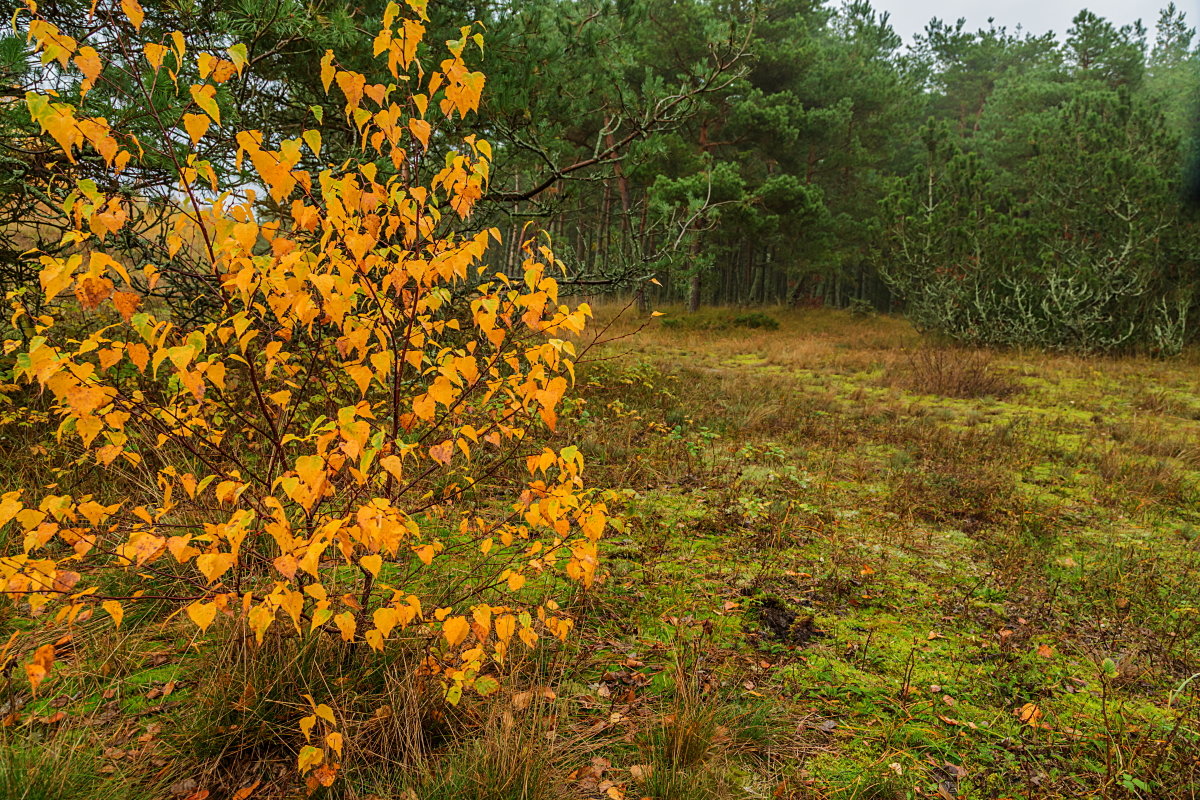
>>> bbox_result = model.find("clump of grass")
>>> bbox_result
[635,681,729,800]
[1093,446,1199,511]
[886,347,1019,399]
[1134,387,1197,418]
[885,426,1028,534]
[0,732,140,800]
[415,691,572,800]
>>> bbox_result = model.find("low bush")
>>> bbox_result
[732,312,780,330]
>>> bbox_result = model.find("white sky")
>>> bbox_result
[869,0,1183,44]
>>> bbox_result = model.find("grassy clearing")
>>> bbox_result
[2,305,1199,799]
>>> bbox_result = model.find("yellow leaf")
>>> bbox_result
[325,731,343,756]
[360,553,382,577]
[248,604,274,643]
[0,494,22,532]
[303,129,321,157]
[494,614,515,643]
[333,611,356,642]
[189,84,220,124]
[143,42,166,71]
[170,30,186,62]
[443,615,469,647]
[379,454,403,481]
[102,600,123,628]
[313,702,336,725]
[297,745,323,774]
[227,43,248,75]
[186,601,217,631]
[320,50,336,92]
[335,70,365,111]
[120,0,145,29]
[409,118,431,148]
[373,606,398,639]
[196,551,236,583]
[300,713,316,741]
[182,112,210,146]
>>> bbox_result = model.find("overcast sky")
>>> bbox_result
[869,0,1183,45]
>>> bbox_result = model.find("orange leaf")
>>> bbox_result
[230,781,261,800]
[75,275,114,310]
[74,47,101,95]
[112,290,139,321]
[25,643,55,694]
[1016,702,1042,725]
[428,440,453,465]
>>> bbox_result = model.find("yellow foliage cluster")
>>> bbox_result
[1,0,608,780]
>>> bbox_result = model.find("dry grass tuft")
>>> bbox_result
[885,347,1021,399]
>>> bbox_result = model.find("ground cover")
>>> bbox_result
[2,305,1198,799]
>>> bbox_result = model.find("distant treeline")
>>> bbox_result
[2,0,1197,350]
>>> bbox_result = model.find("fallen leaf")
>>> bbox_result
[629,764,652,781]
[1016,702,1042,725]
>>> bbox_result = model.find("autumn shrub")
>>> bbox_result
[0,0,611,788]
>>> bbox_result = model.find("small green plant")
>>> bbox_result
[666,424,720,475]
[847,298,877,318]
[732,312,780,330]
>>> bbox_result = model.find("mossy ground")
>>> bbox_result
[2,306,1199,799]
[554,305,1200,799]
